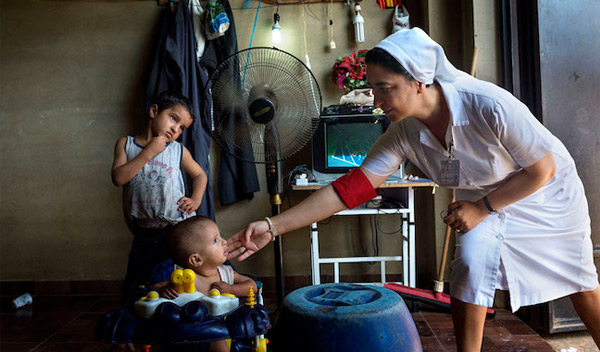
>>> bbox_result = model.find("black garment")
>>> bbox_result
[143,3,215,220]
[200,0,260,205]
[121,225,173,304]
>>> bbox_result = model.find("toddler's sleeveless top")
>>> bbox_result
[123,136,194,228]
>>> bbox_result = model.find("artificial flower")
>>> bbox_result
[331,49,369,92]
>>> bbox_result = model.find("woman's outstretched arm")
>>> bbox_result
[226,168,389,261]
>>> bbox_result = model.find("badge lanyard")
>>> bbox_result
[439,132,460,187]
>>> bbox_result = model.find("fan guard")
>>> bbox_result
[206,47,322,164]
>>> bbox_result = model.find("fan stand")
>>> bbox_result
[267,165,285,308]
[206,47,322,309]
[264,121,286,307]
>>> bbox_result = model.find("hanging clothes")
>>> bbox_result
[143,2,215,220]
[188,0,207,61]
[200,0,260,206]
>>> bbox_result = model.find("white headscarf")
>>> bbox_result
[374,27,468,85]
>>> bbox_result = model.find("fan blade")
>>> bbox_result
[207,47,322,164]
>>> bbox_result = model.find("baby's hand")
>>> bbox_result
[146,136,168,157]
[159,283,180,300]
[177,197,200,215]
[211,281,232,294]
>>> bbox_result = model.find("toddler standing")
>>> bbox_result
[111,91,208,303]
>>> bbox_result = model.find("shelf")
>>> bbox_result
[260,0,361,4]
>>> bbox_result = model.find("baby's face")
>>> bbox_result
[197,224,228,267]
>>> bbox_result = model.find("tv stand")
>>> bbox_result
[292,178,436,288]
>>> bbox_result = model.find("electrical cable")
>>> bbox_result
[301,1,310,68]
[373,216,379,258]
[282,165,308,208]
[318,216,332,225]
[357,216,376,264]
[375,209,403,234]
[305,3,320,21]
[242,0,261,88]
[327,0,336,49]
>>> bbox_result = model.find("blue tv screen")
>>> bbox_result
[326,121,386,169]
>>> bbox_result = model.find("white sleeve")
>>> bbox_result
[492,96,554,168]
[361,124,405,177]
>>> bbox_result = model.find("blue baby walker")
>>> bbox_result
[95,260,270,352]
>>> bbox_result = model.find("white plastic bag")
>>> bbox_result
[392,5,410,32]
[339,88,374,106]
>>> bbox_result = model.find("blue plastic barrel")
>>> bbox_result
[272,283,422,352]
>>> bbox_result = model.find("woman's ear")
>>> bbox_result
[415,81,426,94]
[188,253,203,268]
[149,104,158,119]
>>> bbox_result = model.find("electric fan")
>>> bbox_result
[205,47,322,306]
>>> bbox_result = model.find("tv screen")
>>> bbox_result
[312,114,390,174]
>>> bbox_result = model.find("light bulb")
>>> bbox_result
[272,13,282,44]
[353,4,365,43]
[329,19,336,49]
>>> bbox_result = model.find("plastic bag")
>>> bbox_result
[392,5,410,32]
[339,88,374,106]
[205,0,230,40]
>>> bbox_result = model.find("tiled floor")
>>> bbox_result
[0,294,594,351]
[414,309,556,351]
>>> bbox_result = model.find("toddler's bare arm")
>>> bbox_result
[178,146,208,214]
[211,272,258,297]
[111,136,167,186]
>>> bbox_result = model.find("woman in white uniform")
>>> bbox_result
[226,28,600,351]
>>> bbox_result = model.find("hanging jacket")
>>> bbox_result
[142,2,215,220]
[200,0,260,205]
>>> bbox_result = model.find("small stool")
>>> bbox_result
[272,283,422,352]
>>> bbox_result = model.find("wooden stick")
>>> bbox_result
[470,47,479,77]
[436,190,456,287]
[435,48,479,292]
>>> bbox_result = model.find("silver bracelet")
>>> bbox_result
[264,217,277,242]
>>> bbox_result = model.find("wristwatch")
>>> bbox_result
[482,196,498,215]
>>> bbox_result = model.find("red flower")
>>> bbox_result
[331,50,369,92]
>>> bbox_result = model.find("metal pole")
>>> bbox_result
[271,194,284,307]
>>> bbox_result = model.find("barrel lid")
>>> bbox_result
[284,283,401,315]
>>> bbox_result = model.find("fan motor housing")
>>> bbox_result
[248,98,275,124]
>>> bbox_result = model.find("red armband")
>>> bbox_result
[331,168,378,209]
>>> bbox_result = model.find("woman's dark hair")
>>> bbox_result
[152,90,195,120]
[365,47,414,81]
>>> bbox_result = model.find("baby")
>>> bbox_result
[153,216,258,352]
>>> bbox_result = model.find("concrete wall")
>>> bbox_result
[0,0,405,281]
[0,0,497,283]
[1,0,160,280]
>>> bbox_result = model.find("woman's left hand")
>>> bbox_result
[227,220,272,261]
[443,200,488,233]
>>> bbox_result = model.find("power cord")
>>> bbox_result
[282,164,315,208]
[375,211,403,235]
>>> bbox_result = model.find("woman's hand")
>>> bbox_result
[226,220,272,261]
[443,200,488,233]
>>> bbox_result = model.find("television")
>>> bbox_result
[312,113,390,174]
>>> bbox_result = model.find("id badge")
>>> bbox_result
[440,159,460,187]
